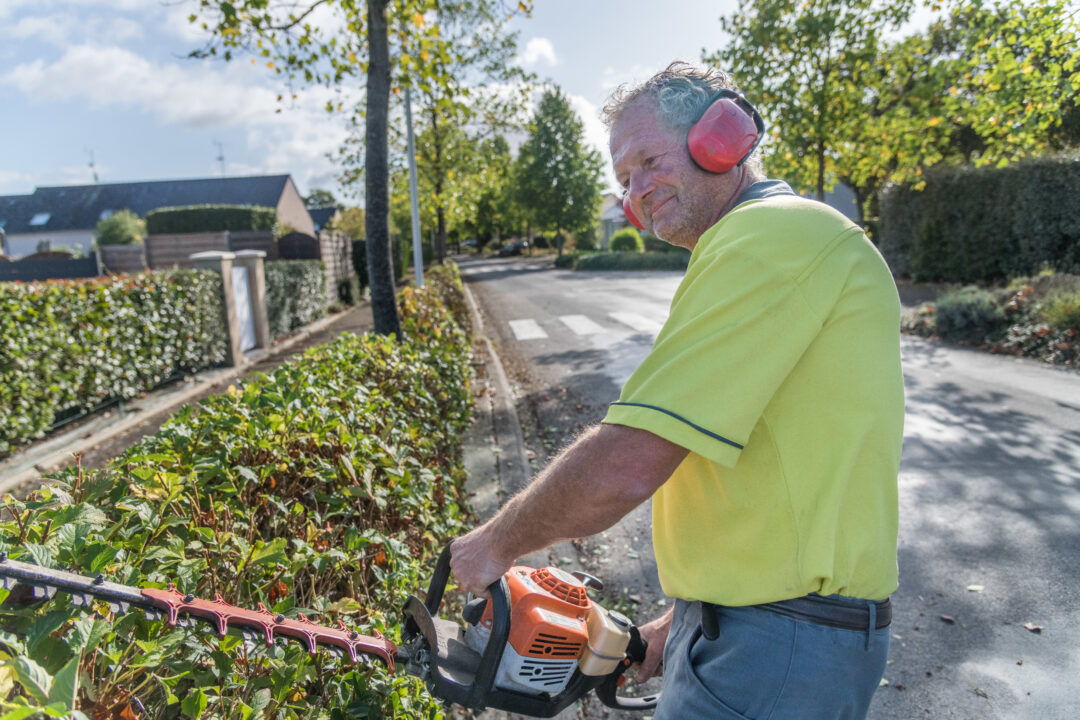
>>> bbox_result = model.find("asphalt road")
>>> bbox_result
[459,254,1080,720]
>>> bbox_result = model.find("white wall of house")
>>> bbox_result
[4,230,94,258]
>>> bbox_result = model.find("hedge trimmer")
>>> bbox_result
[0,546,659,717]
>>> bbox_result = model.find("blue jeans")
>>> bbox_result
[654,598,889,720]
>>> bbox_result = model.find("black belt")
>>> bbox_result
[701,595,891,640]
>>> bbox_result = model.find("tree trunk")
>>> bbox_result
[365,0,401,337]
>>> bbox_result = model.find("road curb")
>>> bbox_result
[461,281,531,501]
[0,309,351,496]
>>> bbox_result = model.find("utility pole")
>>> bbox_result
[400,20,423,287]
[214,141,226,176]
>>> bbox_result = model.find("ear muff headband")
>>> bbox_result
[622,89,765,228]
[686,89,765,174]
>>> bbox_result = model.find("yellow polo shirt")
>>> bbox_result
[602,194,904,605]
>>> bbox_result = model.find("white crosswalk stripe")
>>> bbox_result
[609,312,663,334]
[560,315,606,335]
[509,319,548,340]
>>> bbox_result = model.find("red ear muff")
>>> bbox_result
[622,194,644,230]
[687,91,765,174]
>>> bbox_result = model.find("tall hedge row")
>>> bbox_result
[0,264,473,719]
[878,158,1080,282]
[265,260,327,339]
[145,205,277,234]
[0,271,228,453]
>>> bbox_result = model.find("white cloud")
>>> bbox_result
[517,37,557,68]
[3,45,281,127]
[2,43,360,195]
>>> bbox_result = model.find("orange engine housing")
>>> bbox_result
[478,566,591,661]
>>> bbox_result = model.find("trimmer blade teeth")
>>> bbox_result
[31,584,58,600]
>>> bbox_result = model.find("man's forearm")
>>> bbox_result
[479,423,687,565]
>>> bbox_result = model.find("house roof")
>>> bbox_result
[308,206,337,231]
[0,175,294,234]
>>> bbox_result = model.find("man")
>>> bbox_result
[451,62,904,719]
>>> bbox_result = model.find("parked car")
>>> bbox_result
[462,238,478,250]
[497,239,529,257]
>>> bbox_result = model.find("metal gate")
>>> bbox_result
[232,265,257,352]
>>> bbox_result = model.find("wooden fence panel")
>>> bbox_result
[0,255,100,282]
[145,232,229,269]
[230,231,278,260]
[100,245,148,275]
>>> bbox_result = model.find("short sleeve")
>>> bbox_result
[602,242,824,467]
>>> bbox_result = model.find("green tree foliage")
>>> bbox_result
[514,88,604,257]
[93,210,144,246]
[710,0,915,205]
[333,206,366,239]
[303,189,338,208]
[396,1,534,263]
[709,0,1080,225]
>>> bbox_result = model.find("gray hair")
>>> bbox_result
[602,62,765,177]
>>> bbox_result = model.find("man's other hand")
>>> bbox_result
[635,606,674,682]
[450,526,514,597]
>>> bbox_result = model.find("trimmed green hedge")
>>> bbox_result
[563,250,691,271]
[265,260,327,339]
[878,158,1080,282]
[0,271,228,454]
[145,205,277,234]
[0,271,473,718]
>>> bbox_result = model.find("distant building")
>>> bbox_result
[0,174,314,258]
[600,192,630,249]
[307,206,340,233]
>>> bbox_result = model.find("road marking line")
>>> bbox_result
[609,312,663,334]
[509,319,548,340]
[560,315,606,335]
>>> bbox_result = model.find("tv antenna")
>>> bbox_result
[214,140,226,176]
[86,148,100,183]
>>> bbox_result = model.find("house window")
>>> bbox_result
[29,213,51,226]
[99,210,115,220]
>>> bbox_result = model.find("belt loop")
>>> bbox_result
[701,602,720,641]
[866,601,877,651]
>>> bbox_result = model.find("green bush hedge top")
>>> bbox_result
[265,260,327,339]
[0,270,228,454]
[145,204,277,234]
[878,157,1080,282]
[0,267,474,718]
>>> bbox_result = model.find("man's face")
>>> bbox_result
[610,100,736,251]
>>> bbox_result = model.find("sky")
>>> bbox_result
[0,0,757,202]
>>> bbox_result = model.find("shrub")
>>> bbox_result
[1039,287,1080,331]
[338,274,363,306]
[145,204,277,234]
[575,251,690,271]
[351,238,367,290]
[265,260,327,338]
[0,276,473,718]
[575,226,599,251]
[609,227,644,252]
[0,271,227,453]
[933,286,1006,343]
[643,233,674,252]
[532,235,550,250]
[94,209,144,246]
[878,157,1080,282]
[554,251,583,269]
